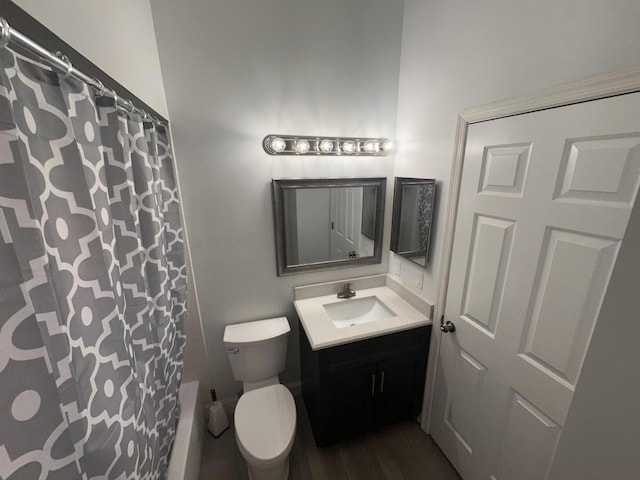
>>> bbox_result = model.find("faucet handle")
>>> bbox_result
[337,283,356,298]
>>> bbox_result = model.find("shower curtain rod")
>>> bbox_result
[0,17,164,126]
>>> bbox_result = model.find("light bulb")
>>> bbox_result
[363,140,379,153]
[319,139,334,153]
[295,139,310,154]
[382,140,394,152]
[270,137,286,153]
[342,140,356,154]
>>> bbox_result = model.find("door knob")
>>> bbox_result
[440,320,456,333]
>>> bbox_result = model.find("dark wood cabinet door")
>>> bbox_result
[373,352,426,428]
[319,364,376,444]
[301,325,432,445]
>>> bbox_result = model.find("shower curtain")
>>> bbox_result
[0,47,186,480]
[416,182,434,250]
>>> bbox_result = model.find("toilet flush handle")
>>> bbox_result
[227,348,239,354]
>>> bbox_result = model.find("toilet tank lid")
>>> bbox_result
[223,317,290,344]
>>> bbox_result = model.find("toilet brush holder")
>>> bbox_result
[207,389,229,438]
[208,402,229,437]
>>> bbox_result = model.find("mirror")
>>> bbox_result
[272,177,386,275]
[360,186,377,240]
[390,177,436,267]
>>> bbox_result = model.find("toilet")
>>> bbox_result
[223,317,296,480]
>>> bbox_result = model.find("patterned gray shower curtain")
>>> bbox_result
[0,47,186,480]
[417,183,434,250]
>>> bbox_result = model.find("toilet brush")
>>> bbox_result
[207,389,230,438]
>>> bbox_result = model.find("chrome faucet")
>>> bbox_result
[337,283,356,299]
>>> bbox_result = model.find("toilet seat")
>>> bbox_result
[234,384,296,468]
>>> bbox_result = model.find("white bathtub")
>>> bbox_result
[167,380,204,480]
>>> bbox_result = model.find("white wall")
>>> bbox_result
[11,0,169,118]
[393,0,640,301]
[150,0,404,400]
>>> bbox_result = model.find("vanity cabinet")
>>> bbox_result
[300,325,431,446]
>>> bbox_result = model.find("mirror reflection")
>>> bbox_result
[284,187,375,264]
[272,178,386,275]
[390,177,436,267]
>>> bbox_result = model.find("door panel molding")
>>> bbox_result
[478,143,532,197]
[444,348,488,454]
[460,214,516,336]
[423,65,640,433]
[520,228,620,386]
[553,134,640,207]
[491,390,562,480]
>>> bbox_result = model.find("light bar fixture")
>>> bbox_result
[263,135,394,156]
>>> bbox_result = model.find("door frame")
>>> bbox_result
[422,65,640,433]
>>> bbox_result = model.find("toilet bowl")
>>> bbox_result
[234,384,296,480]
[223,317,297,480]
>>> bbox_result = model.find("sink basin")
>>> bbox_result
[323,296,397,328]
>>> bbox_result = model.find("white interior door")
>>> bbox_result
[431,92,640,480]
[329,187,362,260]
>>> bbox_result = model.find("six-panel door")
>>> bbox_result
[430,92,640,480]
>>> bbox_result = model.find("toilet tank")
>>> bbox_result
[223,317,290,383]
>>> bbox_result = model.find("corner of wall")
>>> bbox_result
[168,126,212,408]
[181,242,212,407]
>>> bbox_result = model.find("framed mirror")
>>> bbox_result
[272,177,386,276]
[390,177,436,267]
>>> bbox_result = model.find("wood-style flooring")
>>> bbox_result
[199,396,461,480]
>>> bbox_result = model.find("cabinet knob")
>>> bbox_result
[380,371,385,393]
[371,374,376,396]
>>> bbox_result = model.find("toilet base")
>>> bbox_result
[247,457,289,480]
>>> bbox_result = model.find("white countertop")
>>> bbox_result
[294,285,432,350]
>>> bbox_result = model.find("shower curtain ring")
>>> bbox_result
[55,51,73,79]
[108,88,118,108]
[0,18,11,49]
[94,79,106,97]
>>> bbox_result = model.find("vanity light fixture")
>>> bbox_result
[269,137,287,153]
[342,140,356,154]
[363,140,379,153]
[295,139,310,154]
[263,134,393,156]
[319,139,334,153]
